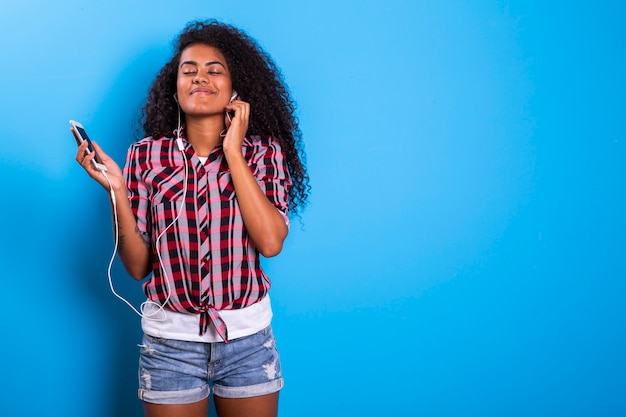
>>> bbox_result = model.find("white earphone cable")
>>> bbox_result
[102,104,188,321]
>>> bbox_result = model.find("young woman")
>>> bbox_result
[74,20,308,417]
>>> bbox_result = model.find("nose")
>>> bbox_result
[193,72,208,84]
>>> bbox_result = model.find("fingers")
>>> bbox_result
[224,98,249,130]
[222,100,250,154]
[224,99,250,141]
[75,140,91,166]
[77,144,99,174]
[225,99,250,123]
[74,139,106,176]
[91,141,108,159]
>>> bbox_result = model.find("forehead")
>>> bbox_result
[179,43,228,67]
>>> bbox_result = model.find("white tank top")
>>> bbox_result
[141,295,273,342]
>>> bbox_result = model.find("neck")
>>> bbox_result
[184,115,225,157]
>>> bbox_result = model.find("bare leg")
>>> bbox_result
[143,398,210,417]
[214,392,279,417]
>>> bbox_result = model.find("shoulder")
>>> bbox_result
[243,136,289,178]
[128,136,177,157]
[243,135,284,154]
[126,136,177,167]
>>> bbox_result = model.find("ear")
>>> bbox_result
[229,91,238,103]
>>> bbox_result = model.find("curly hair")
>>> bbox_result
[140,19,309,215]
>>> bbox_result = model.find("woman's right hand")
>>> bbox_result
[74,139,125,193]
[75,137,151,280]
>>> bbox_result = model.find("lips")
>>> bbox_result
[190,87,215,95]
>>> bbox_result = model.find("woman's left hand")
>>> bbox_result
[222,98,250,154]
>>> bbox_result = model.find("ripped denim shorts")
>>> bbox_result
[137,326,283,404]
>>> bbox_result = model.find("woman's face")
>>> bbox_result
[176,43,234,118]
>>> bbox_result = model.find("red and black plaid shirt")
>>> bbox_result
[124,131,291,342]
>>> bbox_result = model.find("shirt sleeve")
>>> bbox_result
[123,143,151,244]
[251,137,292,225]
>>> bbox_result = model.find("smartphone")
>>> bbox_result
[69,120,106,171]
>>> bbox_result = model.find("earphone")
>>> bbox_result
[102,93,190,322]
[226,90,239,123]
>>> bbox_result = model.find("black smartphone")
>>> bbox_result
[70,120,106,170]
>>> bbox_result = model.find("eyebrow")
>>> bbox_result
[180,60,226,68]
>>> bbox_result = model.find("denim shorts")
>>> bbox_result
[137,326,283,404]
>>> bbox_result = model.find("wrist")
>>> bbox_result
[109,182,127,200]
[223,143,244,160]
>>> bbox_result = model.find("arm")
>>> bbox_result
[76,140,152,279]
[222,100,289,257]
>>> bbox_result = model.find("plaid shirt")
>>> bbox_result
[124,131,291,342]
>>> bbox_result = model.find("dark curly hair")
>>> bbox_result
[140,19,309,215]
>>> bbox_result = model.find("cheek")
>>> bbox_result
[212,74,233,92]
[177,97,195,115]
[175,80,193,110]
[176,78,186,97]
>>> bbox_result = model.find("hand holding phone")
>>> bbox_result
[70,120,107,171]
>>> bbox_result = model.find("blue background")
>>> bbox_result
[1,1,625,416]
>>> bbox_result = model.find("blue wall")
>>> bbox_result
[1,1,625,416]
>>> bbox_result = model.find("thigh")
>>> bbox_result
[143,398,209,417]
[214,392,279,417]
